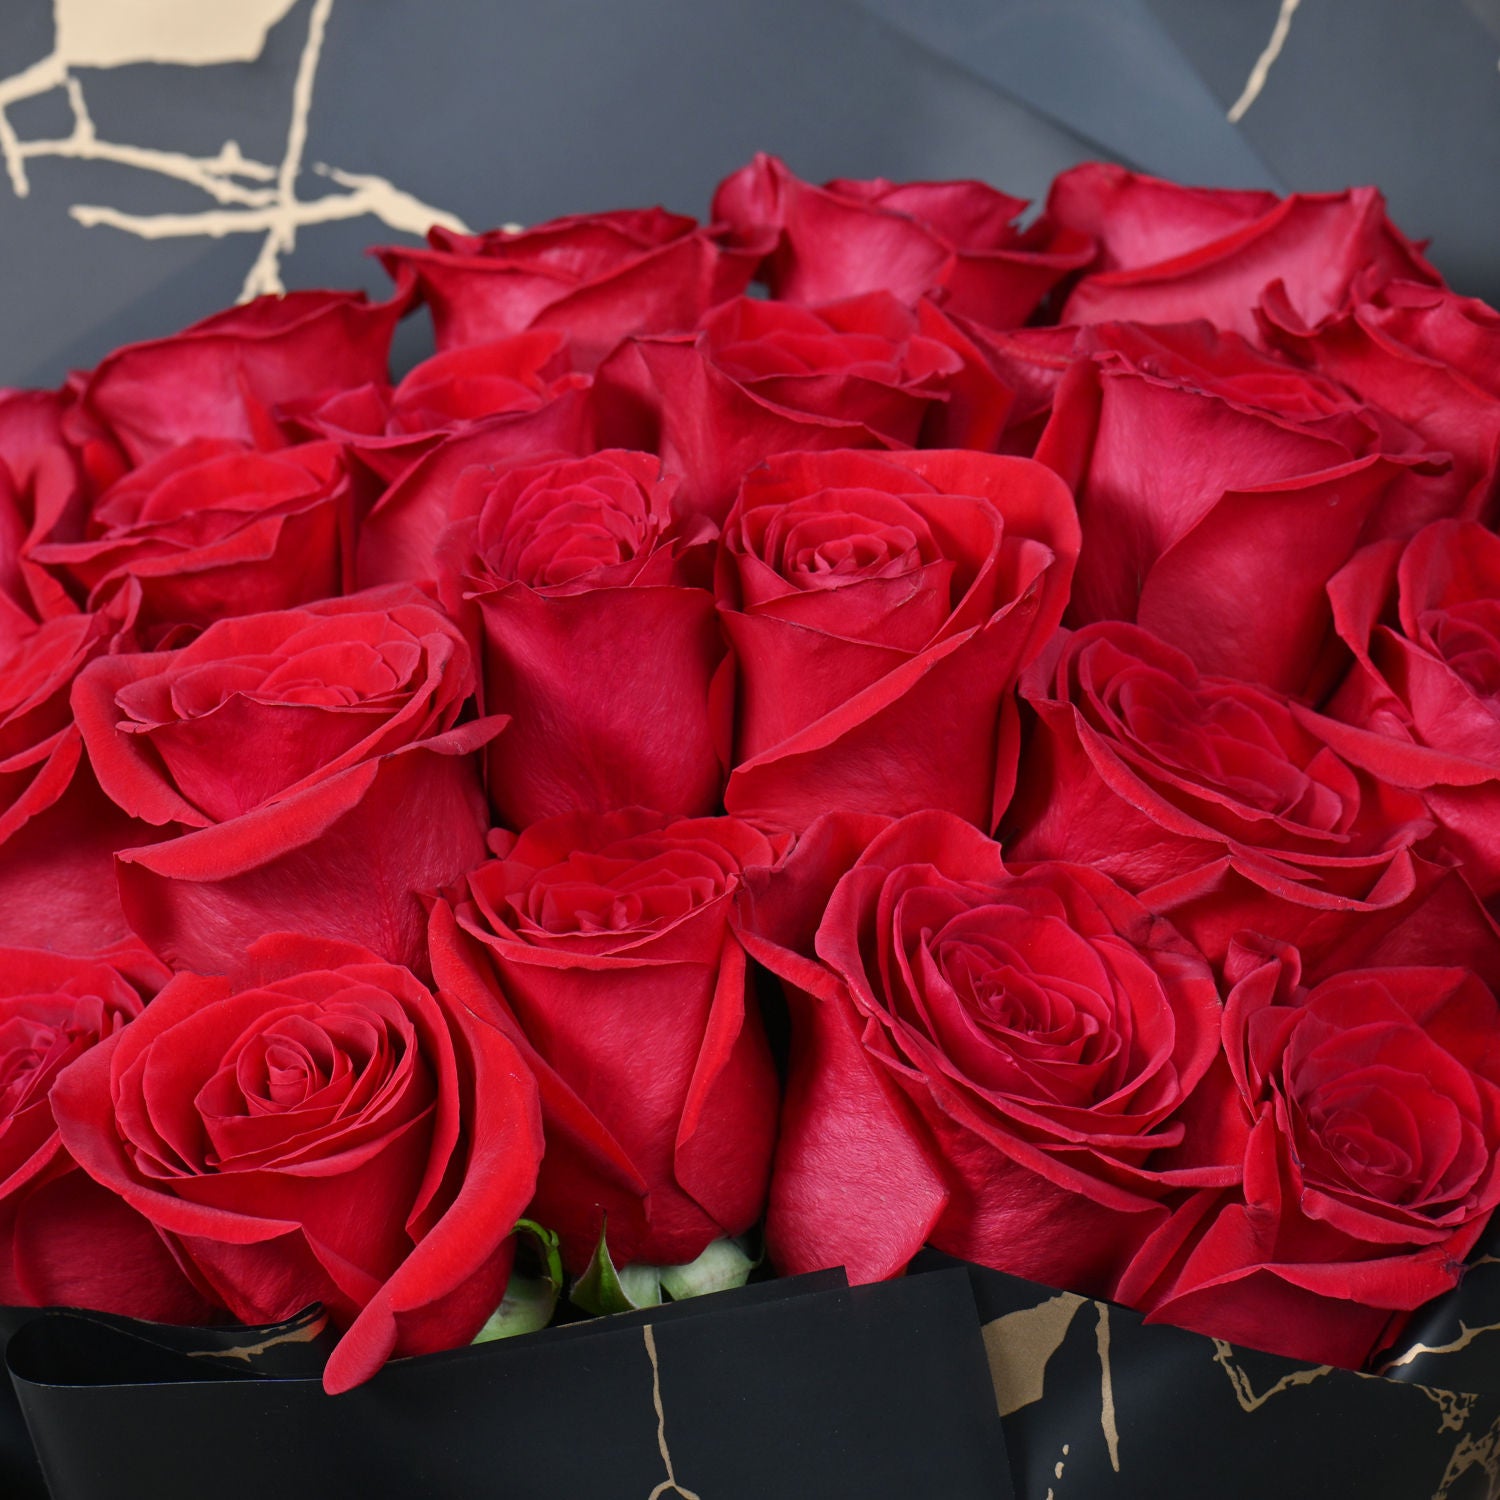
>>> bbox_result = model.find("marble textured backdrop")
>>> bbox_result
[0,0,1496,388]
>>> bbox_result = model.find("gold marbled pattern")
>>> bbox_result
[0,0,467,302]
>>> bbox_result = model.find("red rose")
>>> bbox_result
[71,588,501,973]
[50,933,544,1394]
[0,389,90,642]
[77,287,410,466]
[1266,280,1500,525]
[429,809,782,1274]
[0,606,141,950]
[960,324,1078,457]
[29,438,355,640]
[592,292,1008,519]
[738,811,1232,1292]
[353,400,594,589]
[286,329,594,490]
[0,613,105,846]
[385,329,591,434]
[1047,164,1441,340]
[379,208,768,370]
[1034,321,1441,697]
[712,153,1092,329]
[1006,622,1432,966]
[1318,520,1500,899]
[1119,933,1500,1368]
[0,941,212,1322]
[447,450,727,826]
[717,448,1078,831]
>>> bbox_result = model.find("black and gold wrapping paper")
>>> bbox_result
[5,1241,1500,1499]
[913,1250,1500,1500]
[1384,1222,1500,1406]
[1,1271,1014,1500]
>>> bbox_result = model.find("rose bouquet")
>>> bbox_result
[2,156,1499,1499]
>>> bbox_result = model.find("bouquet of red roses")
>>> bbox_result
[3,154,1499,1497]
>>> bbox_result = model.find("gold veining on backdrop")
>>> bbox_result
[1093,1302,1120,1473]
[1435,1414,1500,1500]
[1379,1320,1500,1377]
[55,0,299,68]
[1217,1334,1481,1444]
[1418,1386,1480,1437]
[982,1292,1087,1416]
[1211,1339,1334,1413]
[643,1323,702,1500]
[1226,0,1302,122]
[183,1310,329,1363]
[981,1294,1121,1476]
[0,0,468,302]
[1044,1440,1070,1500]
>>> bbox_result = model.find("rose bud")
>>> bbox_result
[378,207,770,370]
[29,438,356,641]
[1034,323,1444,697]
[429,809,783,1274]
[1317,520,1500,900]
[0,607,142,950]
[1005,622,1434,967]
[718,448,1078,832]
[0,942,213,1322]
[445,450,727,826]
[712,153,1093,329]
[1118,933,1500,1368]
[77,285,411,466]
[592,292,1010,519]
[50,933,544,1394]
[737,811,1234,1293]
[70,587,502,973]
[1048,163,1441,341]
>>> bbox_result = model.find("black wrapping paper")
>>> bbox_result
[1380,1221,1500,1407]
[0,1311,48,1500]
[5,1270,1014,1500]
[8,1240,1500,1498]
[0,1305,336,1500]
[913,1251,1500,1500]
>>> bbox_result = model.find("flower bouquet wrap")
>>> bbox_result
[1,155,1498,1500]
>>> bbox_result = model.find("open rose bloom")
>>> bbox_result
[2,153,1500,1499]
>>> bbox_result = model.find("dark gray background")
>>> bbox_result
[1,0,1496,389]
